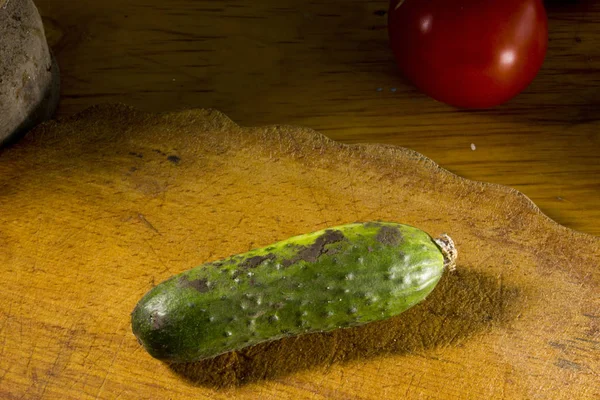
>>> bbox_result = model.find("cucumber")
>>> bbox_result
[131,221,457,363]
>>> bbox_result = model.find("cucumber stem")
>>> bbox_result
[434,234,457,272]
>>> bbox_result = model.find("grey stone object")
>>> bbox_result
[0,0,60,146]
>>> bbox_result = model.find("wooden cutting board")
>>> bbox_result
[1,105,598,399]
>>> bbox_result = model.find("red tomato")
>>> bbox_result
[388,0,548,108]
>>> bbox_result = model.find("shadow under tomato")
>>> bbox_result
[543,0,597,12]
[167,267,521,389]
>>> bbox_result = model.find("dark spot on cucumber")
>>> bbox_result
[326,248,340,256]
[302,230,347,261]
[268,315,279,324]
[376,226,403,246]
[282,230,346,267]
[240,254,276,270]
[150,311,167,330]
[178,276,210,293]
[228,256,242,266]
[249,278,261,287]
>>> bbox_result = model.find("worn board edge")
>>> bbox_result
[11,102,597,245]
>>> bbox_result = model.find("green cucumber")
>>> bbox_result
[131,221,457,363]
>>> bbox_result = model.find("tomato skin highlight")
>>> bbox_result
[388,0,548,108]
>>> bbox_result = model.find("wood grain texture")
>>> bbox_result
[0,105,598,399]
[33,0,600,236]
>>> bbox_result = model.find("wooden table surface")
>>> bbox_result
[35,0,600,237]
[3,1,599,399]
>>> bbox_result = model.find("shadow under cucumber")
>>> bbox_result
[167,267,520,388]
